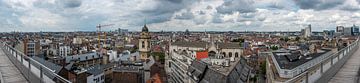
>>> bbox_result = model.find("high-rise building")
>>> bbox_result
[323,30,335,39]
[352,24,359,35]
[304,24,312,38]
[336,26,344,33]
[344,27,353,36]
[117,28,129,35]
[139,24,151,60]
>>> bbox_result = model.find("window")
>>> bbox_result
[101,75,104,80]
[229,52,232,57]
[169,62,172,67]
[142,41,145,48]
[235,52,239,57]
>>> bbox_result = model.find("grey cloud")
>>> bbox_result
[63,0,82,8]
[212,14,224,23]
[194,19,207,24]
[140,0,197,24]
[237,18,254,22]
[216,0,256,14]
[268,4,284,9]
[199,11,206,15]
[175,11,194,20]
[340,6,360,12]
[240,13,256,18]
[206,5,212,10]
[293,0,344,10]
[257,16,266,21]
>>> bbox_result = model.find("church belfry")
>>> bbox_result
[139,24,151,60]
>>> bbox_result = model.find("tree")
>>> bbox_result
[151,52,166,63]
[270,46,279,50]
[260,61,266,75]
[280,37,289,42]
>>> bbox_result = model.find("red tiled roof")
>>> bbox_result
[196,51,208,60]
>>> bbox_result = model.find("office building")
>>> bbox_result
[352,24,359,35]
[304,24,312,38]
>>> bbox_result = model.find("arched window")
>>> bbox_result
[235,52,239,57]
[229,52,233,57]
[209,51,216,58]
[222,52,226,57]
[142,41,145,48]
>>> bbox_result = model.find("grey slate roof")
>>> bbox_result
[172,41,207,48]
[85,65,103,76]
[188,58,253,83]
[31,56,62,74]
[31,56,63,79]
[172,41,242,49]
[187,61,207,82]
[272,49,332,69]
[216,42,242,49]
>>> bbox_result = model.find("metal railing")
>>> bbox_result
[1,43,71,83]
[283,39,360,83]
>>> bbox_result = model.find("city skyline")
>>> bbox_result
[0,0,360,32]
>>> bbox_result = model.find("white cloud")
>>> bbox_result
[0,0,359,32]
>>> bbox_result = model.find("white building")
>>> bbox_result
[59,45,71,57]
[73,37,83,44]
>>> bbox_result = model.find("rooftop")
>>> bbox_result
[65,52,102,63]
[172,41,242,49]
[272,49,333,70]
[113,66,143,73]
[187,58,252,83]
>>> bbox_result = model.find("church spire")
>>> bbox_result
[142,18,149,32]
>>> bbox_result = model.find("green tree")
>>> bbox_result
[260,61,266,75]
[280,37,290,42]
[151,52,166,63]
[270,46,279,50]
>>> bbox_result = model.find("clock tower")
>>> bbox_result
[139,24,151,60]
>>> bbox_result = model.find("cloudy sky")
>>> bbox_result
[1,0,360,32]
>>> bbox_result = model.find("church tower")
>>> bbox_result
[139,24,151,60]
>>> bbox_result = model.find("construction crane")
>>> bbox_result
[96,24,114,49]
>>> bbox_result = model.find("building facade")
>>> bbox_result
[304,24,312,38]
[59,45,71,57]
[24,40,41,56]
[166,40,244,83]
[139,24,151,60]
